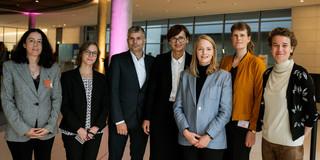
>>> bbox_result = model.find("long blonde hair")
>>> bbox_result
[189,35,218,77]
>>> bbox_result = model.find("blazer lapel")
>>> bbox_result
[74,68,86,93]
[37,66,47,95]
[188,73,197,105]
[198,72,215,103]
[15,63,38,96]
[164,52,172,86]
[124,51,140,88]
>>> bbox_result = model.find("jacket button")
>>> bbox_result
[34,103,39,106]
[198,107,201,110]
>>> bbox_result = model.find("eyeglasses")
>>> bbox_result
[170,36,186,43]
[85,50,98,56]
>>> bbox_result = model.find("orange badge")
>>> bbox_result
[44,80,53,88]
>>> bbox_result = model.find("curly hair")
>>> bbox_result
[11,29,54,68]
[268,27,298,54]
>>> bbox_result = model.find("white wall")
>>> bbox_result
[62,27,81,44]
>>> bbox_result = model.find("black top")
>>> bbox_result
[33,75,40,90]
[196,64,209,104]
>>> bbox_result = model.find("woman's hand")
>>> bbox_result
[25,128,42,139]
[88,126,99,139]
[183,129,201,146]
[245,130,256,147]
[77,128,88,142]
[194,134,211,148]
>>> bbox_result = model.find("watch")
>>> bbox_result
[250,130,256,134]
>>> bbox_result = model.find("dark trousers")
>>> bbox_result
[6,137,55,160]
[62,134,102,160]
[223,121,251,160]
[150,102,183,160]
[181,145,224,160]
[108,123,148,160]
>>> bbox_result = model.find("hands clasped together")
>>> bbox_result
[25,128,50,139]
[183,129,211,148]
[76,126,99,142]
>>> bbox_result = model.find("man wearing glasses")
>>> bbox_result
[108,26,155,160]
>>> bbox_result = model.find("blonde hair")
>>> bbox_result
[190,35,218,77]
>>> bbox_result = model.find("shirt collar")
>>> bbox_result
[130,51,145,61]
[171,51,186,64]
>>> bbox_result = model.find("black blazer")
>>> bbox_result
[143,51,192,125]
[108,50,155,128]
[59,68,109,133]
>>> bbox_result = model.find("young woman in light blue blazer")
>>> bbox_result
[1,29,62,160]
[174,35,232,160]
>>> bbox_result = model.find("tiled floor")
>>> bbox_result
[0,116,319,160]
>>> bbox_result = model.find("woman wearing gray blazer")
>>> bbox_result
[174,35,232,160]
[1,29,62,160]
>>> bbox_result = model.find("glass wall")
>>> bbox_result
[0,27,28,51]
[85,9,291,67]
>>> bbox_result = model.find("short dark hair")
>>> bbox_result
[11,28,54,68]
[76,41,100,69]
[268,27,298,55]
[167,25,190,41]
[128,26,145,38]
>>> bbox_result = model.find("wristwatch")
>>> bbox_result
[250,130,256,134]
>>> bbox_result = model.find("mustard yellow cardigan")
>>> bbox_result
[219,52,266,131]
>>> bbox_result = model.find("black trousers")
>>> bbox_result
[181,145,224,160]
[6,137,55,160]
[149,102,183,160]
[223,121,251,160]
[62,134,102,160]
[108,123,148,160]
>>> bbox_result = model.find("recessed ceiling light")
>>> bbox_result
[136,4,140,7]
[165,10,169,13]
[232,2,238,5]
[64,24,66,26]
[300,0,304,2]
[53,25,55,27]
[35,0,39,3]
[195,6,200,9]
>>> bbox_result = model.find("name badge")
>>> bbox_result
[44,80,53,88]
[237,120,249,129]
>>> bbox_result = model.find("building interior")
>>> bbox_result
[0,0,320,159]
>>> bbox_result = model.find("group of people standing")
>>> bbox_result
[0,21,318,160]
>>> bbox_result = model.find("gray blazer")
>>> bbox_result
[1,61,62,142]
[174,68,232,149]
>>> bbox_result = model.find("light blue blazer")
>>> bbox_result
[1,61,62,142]
[173,68,232,149]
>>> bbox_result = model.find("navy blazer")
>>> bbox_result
[174,68,232,149]
[144,51,192,124]
[59,68,109,133]
[109,50,154,128]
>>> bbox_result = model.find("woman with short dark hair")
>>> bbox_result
[256,27,318,160]
[59,41,109,160]
[142,24,192,160]
[1,28,62,160]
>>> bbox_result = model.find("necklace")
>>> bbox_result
[29,64,40,78]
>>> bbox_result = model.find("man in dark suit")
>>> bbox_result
[108,26,154,160]
[142,25,192,160]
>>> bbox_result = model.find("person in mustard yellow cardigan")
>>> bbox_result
[219,22,266,160]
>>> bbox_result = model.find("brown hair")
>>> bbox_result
[167,25,190,41]
[0,42,5,54]
[76,41,100,69]
[268,27,298,56]
[190,35,218,77]
[231,22,254,54]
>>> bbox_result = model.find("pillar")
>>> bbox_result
[97,0,108,73]
[28,13,36,29]
[109,0,132,60]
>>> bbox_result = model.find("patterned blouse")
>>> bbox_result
[257,63,318,141]
[61,77,103,136]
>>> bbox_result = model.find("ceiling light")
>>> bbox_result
[232,2,238,5]
[35,0,39,3]
[136,4,140,7]
[300,0,304,2]
[63,24,66,26]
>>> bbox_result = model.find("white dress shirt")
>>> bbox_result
[169,51,186,102]
[116,51,146,125]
